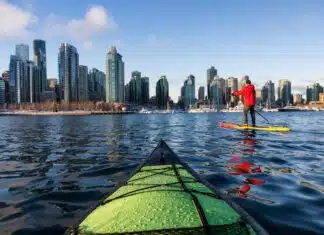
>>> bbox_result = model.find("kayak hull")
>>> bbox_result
[66,140,269,235]
[220,122,290,132]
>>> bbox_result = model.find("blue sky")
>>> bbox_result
[1,0,324,100]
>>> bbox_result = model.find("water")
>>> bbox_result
[0,112,323,235]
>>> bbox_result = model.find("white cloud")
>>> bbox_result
[0,0,37,39]
[44,5,117,41]
[83,41,93,49]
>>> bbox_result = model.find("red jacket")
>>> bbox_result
[233,84,256,106]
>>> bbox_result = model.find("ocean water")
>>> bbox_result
[0,112,323,235]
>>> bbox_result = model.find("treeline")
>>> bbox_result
[3,101,126,112]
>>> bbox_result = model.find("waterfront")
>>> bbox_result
[0,112,323,235]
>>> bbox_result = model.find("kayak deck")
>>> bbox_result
[220,122,290,132]
[67,140,268,235]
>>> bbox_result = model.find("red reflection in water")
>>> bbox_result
[228,131,265,197]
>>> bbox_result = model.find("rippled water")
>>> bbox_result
[0,112,323,235]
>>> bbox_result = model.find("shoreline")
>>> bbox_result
[0,110,135,116]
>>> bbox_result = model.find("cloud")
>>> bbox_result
[146,34,172,47]
[43,5,117,41]
[0,0,37,39]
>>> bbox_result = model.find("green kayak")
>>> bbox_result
[66,140,268,235]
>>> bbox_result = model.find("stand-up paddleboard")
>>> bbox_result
[220,122,290,132]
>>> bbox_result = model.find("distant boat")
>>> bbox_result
[138,108,153,114]
[262,108,279,112]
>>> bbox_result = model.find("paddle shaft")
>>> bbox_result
[255,110,271,124]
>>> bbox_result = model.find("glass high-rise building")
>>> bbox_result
[207,66,217,100]
[261,80,275,108]
[265,80,275,105]
[8,56,37,104]
[88,68,106,101]
[106,46,124,103]
[15,44,29,61]
[31,64,41,103]
[277,79,291,107]
[124,83,130,103]
[129,71,142,105]
[227,77,238,105]
[156,76,169,109]
[128,71,150,106]
[311,83,323,101]
[20,60,32,103]
[210,78,224,109]
[141,77,149,105]
[306,86,312,104]
[183,74,195,108]
[0,78,5,105]
[9,55,23,103]
[58,43,79,103]
[78,65,88,102]
[33,40,47,92]
[198,86,204,101]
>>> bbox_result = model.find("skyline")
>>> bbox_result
[1,0,324,100]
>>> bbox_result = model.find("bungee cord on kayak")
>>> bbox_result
[66,140,269,235]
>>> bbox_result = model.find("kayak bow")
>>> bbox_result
[66,140,269,235]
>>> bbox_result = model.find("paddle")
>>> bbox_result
[255,110,272,125]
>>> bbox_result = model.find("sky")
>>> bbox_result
[1,0,324,100]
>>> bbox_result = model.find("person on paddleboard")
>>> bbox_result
[231,76,256,126]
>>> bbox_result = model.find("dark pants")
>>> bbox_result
[244,105,256,125]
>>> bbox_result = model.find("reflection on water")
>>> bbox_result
[0,112,323,235]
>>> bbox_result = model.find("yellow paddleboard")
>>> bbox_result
[220,122,290,132]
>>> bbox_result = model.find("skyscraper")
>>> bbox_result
[306,86,313,104]
[124,83,130,103]
[58,43,79,103]
[9,55,23,103]
[20,60,33,103]
[207,66,217,100]
[265,80,275,105]
[239,77,247,90]
[198,86,204,101]
[15,44,29,61]
[311,83,323,101]
[78,65,88,102]
[156,76,169,109]
[227,77,238,105]
[0,78,5,105]
[141,77,149,105]
[31,65,41,103]
[261,80,275,108]
[210,78,224,109]
[1,71,10,103]
[88,68,106,101]
[261,85,268,106]
[130,71,142,105]
[106,46,124,103]
[33,40,47,92]
[255,89,262,106]
[183,74,195,108]
[277,79,291,106]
